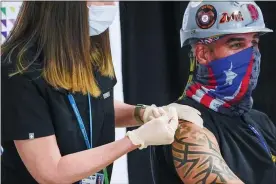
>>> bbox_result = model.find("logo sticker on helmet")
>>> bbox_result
[219,11,244,24]
[247,4,259,21]
[196,4,217,29]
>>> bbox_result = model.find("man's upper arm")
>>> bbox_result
[172,121,244,184]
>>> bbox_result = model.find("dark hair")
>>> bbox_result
[1,1,114,97]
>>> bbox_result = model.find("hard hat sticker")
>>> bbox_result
[247,4,259,21]
[196,4,217,29]
[219,11,244,24]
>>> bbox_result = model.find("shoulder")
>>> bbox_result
[2,64,50,98]
[1,46,51,95]
[176,97,215,119]
[249,109,271,121]
[175,97,219,136]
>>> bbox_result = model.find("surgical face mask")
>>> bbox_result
[88,5,118,36]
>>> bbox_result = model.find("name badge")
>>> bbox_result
[80,173,104,184]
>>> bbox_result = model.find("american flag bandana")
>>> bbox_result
[185,47,261,116]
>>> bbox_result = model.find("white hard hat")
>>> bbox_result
[180,1,273,47]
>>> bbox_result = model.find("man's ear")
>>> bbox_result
[195,44,213,65]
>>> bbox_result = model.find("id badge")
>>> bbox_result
[96,173,104,184]
[80,173,104,184]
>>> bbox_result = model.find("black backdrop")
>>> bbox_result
[119,2,276,184]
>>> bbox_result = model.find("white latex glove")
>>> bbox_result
[126,107,179,149]
[143,103,203,128]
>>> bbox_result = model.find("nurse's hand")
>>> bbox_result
[143,103,203,128]
[126,107,178,149]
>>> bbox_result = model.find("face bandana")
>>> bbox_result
[185,47,261,116]
[88,5,118,36]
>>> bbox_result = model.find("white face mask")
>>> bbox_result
[88,5,118,36]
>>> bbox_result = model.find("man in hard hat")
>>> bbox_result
[148,1,276,184]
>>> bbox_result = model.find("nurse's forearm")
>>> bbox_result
[57,136,138,183]
[16,136,138,184]
[114,100,144,127]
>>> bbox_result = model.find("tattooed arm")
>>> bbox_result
[172,121,244,184]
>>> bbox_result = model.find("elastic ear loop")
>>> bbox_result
[178,51,196,100]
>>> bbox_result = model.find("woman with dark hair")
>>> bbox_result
[1,1,202,184]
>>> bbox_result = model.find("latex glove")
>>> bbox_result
[126,107,178,149]
[143,103,203,128]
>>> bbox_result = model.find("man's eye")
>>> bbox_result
[230,43,242,49]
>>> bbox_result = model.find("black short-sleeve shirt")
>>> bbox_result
[151,98,276,184]
[1,53,117,184]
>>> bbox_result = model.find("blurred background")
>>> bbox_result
[1,1,276,184]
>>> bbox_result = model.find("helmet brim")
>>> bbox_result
[181,27,273,47]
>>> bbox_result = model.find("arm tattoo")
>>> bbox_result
[172,122,243,184]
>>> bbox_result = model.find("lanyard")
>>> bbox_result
[68,94,93,148]
[68,94,109,184]
[248,124,272,157]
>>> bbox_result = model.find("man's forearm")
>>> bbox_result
[114,100,144,127]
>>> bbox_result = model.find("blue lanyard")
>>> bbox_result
[68,94,93,149]
[68,94,109,184]
[248,124,271,156]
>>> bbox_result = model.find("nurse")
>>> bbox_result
[1,2,202,184]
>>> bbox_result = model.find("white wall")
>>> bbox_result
[109,3,128,184]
